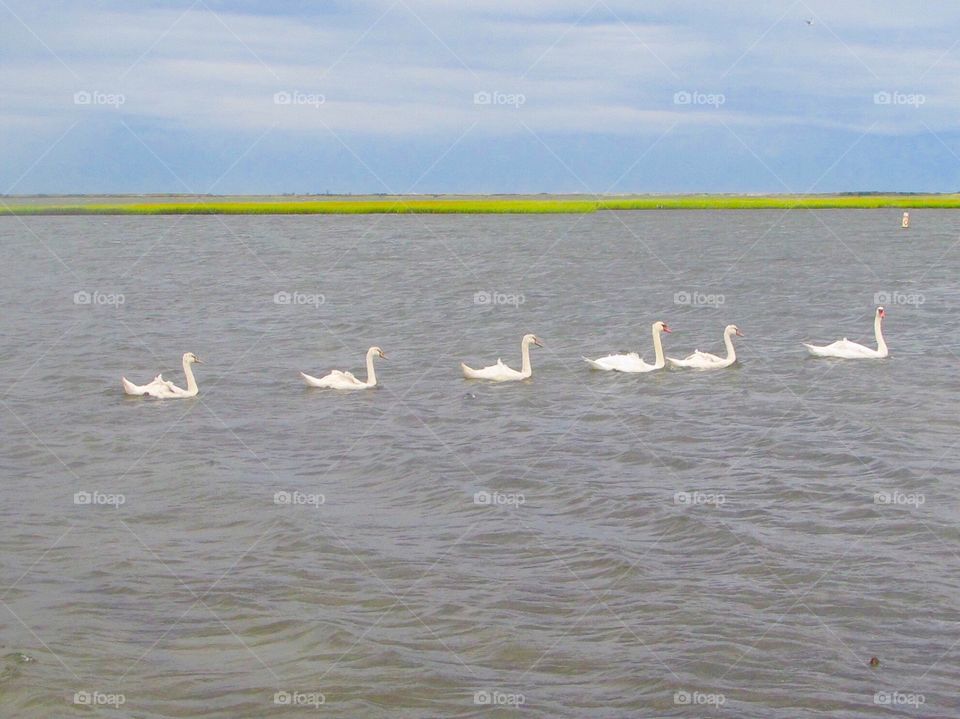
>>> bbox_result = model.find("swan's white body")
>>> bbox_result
[301,346,386,389]
[584,321,671,372]
[803,307,888,359]
[122,353,202,399]
[668,325,742,370]
[461,334,542,382]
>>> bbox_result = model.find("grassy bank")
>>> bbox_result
[3,194,959,215]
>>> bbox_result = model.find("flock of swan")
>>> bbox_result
[121,307,889,398]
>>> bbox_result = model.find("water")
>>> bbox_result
[1,210,959,717]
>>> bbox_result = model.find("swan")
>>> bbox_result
[122,352,202,398]
[803,306,888,359]
[583,321,671,372]
[461,334,543,381]
[667,325,743,370]
[301,346,386,389]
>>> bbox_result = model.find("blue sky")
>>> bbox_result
[2,0,959,194]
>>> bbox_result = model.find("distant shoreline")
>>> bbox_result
[3,194,958,215]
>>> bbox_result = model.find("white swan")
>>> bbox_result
[461,334,543,381]
[301,346,386,389]
[583,321,671,372]
[122,352,202,398]
[667,325,743,370]
[803,306,888,359]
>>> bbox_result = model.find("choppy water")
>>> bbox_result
[1,210,959,718]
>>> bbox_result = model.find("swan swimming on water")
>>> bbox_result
[583,321,671,372]
[803,307,888,359]
[667,325,743,370]
[301,346,386,389]
[461,334,543,381]
[122,352,202,398]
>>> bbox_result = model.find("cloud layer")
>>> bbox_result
[2,0,959,193]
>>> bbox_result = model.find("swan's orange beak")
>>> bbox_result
[735,328,744,337]
[379,351,387,359]
[662,324,672,333]
[533,337,544,347]
[878,308,886,318]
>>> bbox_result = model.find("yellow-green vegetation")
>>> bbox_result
[3,194,959,215]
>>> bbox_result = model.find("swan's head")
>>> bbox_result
[523,334,544,348]
[876,306,886,319]
[183,352,202,364]
[370,346,387,359]
[725,324,743,338]
[655,321,672,334]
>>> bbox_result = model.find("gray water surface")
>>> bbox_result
[1,210,959,717]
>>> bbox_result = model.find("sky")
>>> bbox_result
[2,0,959,195]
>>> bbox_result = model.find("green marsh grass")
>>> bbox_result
[3,195,959,215]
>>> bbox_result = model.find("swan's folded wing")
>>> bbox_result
[339,371,359,383]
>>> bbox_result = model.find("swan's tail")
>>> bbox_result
[582,357,610,371]
[460,362,480,379]
[802,343,828,357]
[665,357,686,368]
[300,371,327,388]
[121,377,145,395]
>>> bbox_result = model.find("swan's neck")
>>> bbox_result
[182,358,198,395]
[365,351,378,386]
[875,316,887,355]
[520,340,533,378]
[651,326,665,368]
[723,331,737,362]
